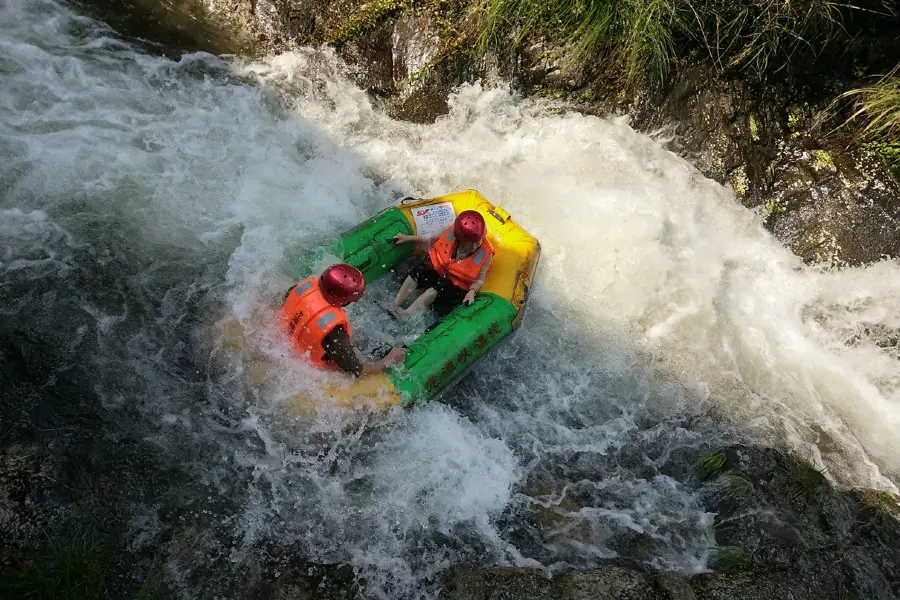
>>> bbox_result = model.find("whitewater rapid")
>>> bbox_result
[2,0,899,598]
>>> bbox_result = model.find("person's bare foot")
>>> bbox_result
[391,306,407,318]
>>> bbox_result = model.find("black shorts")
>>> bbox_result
[408,257,466,317]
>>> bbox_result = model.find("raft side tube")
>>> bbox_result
[386,292,517,404]
[285,206,415,283]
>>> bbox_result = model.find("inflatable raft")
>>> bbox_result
[282,189,540,411]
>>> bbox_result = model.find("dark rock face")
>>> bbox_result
[688,571,849,600]
[765,140,900,267]
[696,446,900,600]
[440,566,664,600]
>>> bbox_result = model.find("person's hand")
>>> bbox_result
[464,290,477,306]
[393,233,412,244]
[383,347,406,366]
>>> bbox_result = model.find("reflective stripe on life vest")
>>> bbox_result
[281,276,352,369]
[428,224,495,289]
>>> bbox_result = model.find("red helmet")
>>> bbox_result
[319,264,365,306]
[454,210,486,244]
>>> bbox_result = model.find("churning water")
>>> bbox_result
[2,0,899,597]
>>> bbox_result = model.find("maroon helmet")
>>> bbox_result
[319,264,365,306]
[454,210,486,244]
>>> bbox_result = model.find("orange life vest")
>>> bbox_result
[428,225,496,289]
[281,276,352,369]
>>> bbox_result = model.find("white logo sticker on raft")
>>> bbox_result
[412,202,457,241]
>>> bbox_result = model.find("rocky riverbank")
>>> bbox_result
[4,441,899,599]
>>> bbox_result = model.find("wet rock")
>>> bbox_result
[693,445,900,600]
[656,571,697,600]
[0,443,59,560]
[440,565,663,600]
[764,140,900,267]
[82,0,259,56]
[559,567,663,600]
[382,12,455,122]
[689,571,850,600]
[265,564,358,600]
[333,23,398,96]
[635,66,751,185]
[390,12,441,84]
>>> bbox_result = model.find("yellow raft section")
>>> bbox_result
[287,189,540,416]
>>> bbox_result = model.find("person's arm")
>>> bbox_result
[361,348,406,376]
[393,232,440,246]
[393,233,425,244]
[470,254,493,291]
[321,326,363,377]
[464,254,493,304]
[322,326,405,377]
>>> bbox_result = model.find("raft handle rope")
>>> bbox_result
[487,208,507,224]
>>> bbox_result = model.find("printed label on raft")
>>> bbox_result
[413,202,456,240]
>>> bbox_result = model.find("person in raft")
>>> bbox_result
[391,209,495,318]
[282,264,406,377]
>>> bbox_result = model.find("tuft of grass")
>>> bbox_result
[838,65,900,141]
[832,64,900,179]
[694,449,727,481]
[853,488,900,531]
[811,148,837,171]
[470,0,677,84]
[721,474,754,501]
[0,528,165,600]
[764,197,786,217]
[706,0,847,76]
[710,545,752,572]
[782,457,829,502]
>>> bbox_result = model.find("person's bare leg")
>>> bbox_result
[393,276,418,309]
[402,287,438,315]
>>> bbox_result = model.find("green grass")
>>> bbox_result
[693,449,727,480]
[327,0,419,44]
[862,140,900,178]
[782,456,829,502]
[468,0,875,84]
[0,528,164,600]
[470,0,677,83]
[853,488,900,532]
[721,474,754,501]
[0,531,110,600]
[839,66,900,141]
[710,545,752,572]
[835,65,900,178]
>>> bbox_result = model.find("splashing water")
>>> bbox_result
[2,0,899,598]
